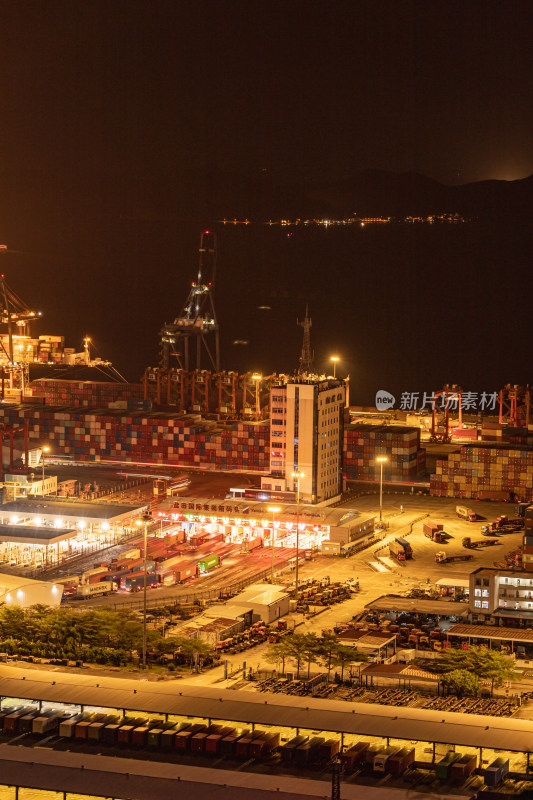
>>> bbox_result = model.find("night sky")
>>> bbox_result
[1,2,532,403]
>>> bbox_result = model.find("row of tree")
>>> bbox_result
[433,646,517,697]
[264,636,517,696]
[0,604,211,669]
[264,632,368,680]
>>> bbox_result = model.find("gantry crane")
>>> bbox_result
[0,273,40,364]
[159,232,220,371]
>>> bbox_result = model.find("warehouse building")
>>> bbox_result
[0,573,63,608]
[1,668,533,778]
[0,498,148,536]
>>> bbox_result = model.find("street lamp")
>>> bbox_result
[330,356,340,379]
[376,456,388,527]
[291,470,304,601]
[267,506,280,584]
[135,510,153,669]
[41,446,50,495]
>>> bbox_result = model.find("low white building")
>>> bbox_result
[231,582,290,623]
[0,573,63,609]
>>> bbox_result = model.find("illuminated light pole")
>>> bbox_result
[376,456,388,528]
[252,373,262,419]
[41,446,50,496]
[267,506,280,584]
[330,356,340,379]
[291,470,304,602]
[135,510,153,669]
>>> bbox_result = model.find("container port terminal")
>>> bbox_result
[0,249,532,800]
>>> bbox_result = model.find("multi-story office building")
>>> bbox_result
[469,567,533,626]
[262,377,346,505]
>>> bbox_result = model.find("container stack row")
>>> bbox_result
[0,405,270,472]
[30,379,144,408]
[430,444,533,501]
[343,424,426,481]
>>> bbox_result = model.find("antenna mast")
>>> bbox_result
[297,305,314,374]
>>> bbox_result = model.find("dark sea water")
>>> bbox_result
[1,211,531,407]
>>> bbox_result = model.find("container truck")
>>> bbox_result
[117,718,147,746]
[389,539,412,561]
[76,581,117,598]
[423,523,446,543]
[386,747,415,777]
[4,706,37,733]
[33,709,69,735]
[281,735,308,763]
[159,560,196,585]
[0,706,23,731]
[197,553,220,573]
[435,751,462,781]
[205,727,235,755]
[88,714,119,743]
[19,709,41,733]
[147,722,177,748]
[220,729,251,757]
[462,537,498,549]
[373,746,401,773]
[81,566,109,582]
[175,724,206,751]
[318,739,340,763]
[236,730,266,758]
[340,741,370,772]
[249,731,281,759]
[449,753,477,783]
[241,537,263,553]
[296,737,325,767]
[59,712,90,738]
[123,571,159,592]
[191,724,224,753]
[456,506,477,522]
[484,757,509,786]
[435,551,474,563]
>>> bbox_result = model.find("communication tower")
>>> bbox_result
[297,305,314,374]
[159,232,220,371]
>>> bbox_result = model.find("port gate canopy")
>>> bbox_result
[0,524,77,545]
[366,595,469,617]
[0,499,148,527]
[0,669,532,753]
[156,496,375,542]
[447,623,533,645]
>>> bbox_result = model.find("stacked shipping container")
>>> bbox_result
[30,380,144,408]
[0,406,270,472]
[430,443,533,501]
[343,424,426,481]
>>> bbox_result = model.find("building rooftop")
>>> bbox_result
[158,496,374,530]
[0,524,77,545]
[0,499,148,521]
[447,624,533,644]
[0,666,531,752]
[366,595,469,617]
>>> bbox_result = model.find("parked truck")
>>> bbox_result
[435,551,474,563]
[197,554,220,573]
[123,571,159,592]
[462,536,498,549]
[456,505,477,522]
[389,538,412,561]
[423,523,446,543]
[76,581,117,599]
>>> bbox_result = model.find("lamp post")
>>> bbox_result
[330,356,340,379]
[41,446,50,496]
[376,456,388,527]
[267,506,280,584]
[135,510,153,669]
[291,470,304,601]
